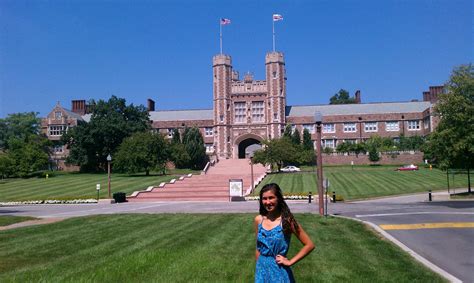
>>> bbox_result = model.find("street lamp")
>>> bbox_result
[314,112,324,215]
[107,154,112,199]
[249,152,255,193]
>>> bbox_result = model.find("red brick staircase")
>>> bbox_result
[127,159,267,202]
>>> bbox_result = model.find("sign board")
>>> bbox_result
[96,184,100,191]
[229,179,243,197]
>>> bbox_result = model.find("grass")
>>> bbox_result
[0,216,36,227]
[255,166,468,200]
[0,214,445,282]
[0,169,199,202]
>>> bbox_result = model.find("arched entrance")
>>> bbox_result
[238,138,262,159]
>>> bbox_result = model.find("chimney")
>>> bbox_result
[232,70,240,81]
[354,90,361,104]
[428,85,444,103]
[423,91,431,101]
[147,99,155,112]
[71,100,86,115]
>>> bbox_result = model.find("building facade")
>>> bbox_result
[42,51,442,168]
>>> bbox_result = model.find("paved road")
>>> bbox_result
[1,193,473,282]
[331,196,474,283]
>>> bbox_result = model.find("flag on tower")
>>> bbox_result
[220,18,231,25]
[273,14,283,21]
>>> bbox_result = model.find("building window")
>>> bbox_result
[220,115,224,123]
[205,144,214,153]
[205,127,213,136]
[364,122,378,132]
[408,120,420,131]
[303,124,315,134]
[343,123,356,133]
[234,102,246,123]
[251,101,264,123]
[53,145,63,153]
[385,121,399,131]
[322,123,335,133]
[273,113,278,121]
[54,111,62,120]
[48,125,67,136]
[322,139,335,148]
[167,129,174,138]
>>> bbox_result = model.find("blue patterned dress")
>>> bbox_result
[255,218,295,283]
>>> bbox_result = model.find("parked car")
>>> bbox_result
[396,164,419,171]
[281,166,301,172]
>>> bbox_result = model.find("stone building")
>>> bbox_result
[42,51,443,168]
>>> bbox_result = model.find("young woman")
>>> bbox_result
[254,183,315,283]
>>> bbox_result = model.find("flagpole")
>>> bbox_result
[220,21,223,54]
[272,18,275,52]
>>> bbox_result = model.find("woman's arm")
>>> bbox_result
[275,224,315,266]
[254,215,261,260]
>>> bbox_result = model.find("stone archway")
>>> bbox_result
[238,138,262,158]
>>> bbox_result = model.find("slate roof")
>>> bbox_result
[285,101,432,117]
[139,101,432,122]
[149,109,213,121]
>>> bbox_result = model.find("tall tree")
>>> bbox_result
[291,128,301,145]
[302,128,314,151]
[114,132,169,176]
[7,135,51,177]
[329,89,356,104]
[0,112,41,150]
[182,127,208,170]
[62,96,150,172]
[283,124,292,139]
[424,64,473,192]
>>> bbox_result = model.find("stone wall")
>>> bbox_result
[322,151,424,165]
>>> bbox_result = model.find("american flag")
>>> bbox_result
[273,14,283,21]
[220,18,231,25]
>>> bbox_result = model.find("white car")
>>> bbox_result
[280,166,301,172]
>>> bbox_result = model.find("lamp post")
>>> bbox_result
[314,112,324,215]
[249,152,255,193]
[107,154,112,199]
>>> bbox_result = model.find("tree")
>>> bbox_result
[291,128,301,145]
[7,135,51,177]
[62,96,150,172]
[114,132,170,176]
[302,128,314,151]
[424,64,473,192]
[329,89,356,104]
[182,127,208,170]
[252,137,299,172]
[171,128,181,145]
[283,124,292,139]
[0,112,41,150]
[0,153,14,179]
[368,144,380,164]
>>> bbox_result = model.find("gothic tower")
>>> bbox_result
[265,52,286,139]
[212,54,233,158]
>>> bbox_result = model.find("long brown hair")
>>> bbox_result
[259,183,299,235]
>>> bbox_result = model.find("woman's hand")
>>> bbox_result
[275,255,291,266]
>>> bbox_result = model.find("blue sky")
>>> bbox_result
[0,0,472,118]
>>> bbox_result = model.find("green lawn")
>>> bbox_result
[0,214,444,282]
[256,166,468,200]
[0,216,36,227]
[0,169,198,202]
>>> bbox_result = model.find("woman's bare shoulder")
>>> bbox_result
[254,215,263,224]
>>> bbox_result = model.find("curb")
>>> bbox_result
[332,215,462,283]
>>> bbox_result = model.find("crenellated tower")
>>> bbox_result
[212,54,233,158]
[265,51,286,139]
